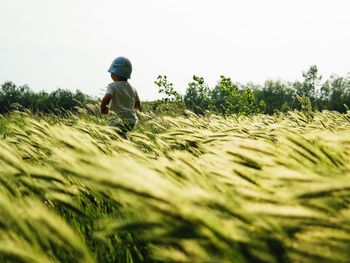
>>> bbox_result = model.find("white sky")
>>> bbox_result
[0,0,349,100]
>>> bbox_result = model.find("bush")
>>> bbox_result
[153,75,186,115]
[184,76,212,115]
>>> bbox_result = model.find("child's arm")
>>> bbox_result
[134,90,142,112]
[135,100,142,112]
[100,94,113,114]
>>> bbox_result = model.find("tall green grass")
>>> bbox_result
[0,110,350,262]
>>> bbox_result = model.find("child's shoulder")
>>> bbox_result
[107,81,123,89]
[107,82,116,88]
[106,82,119,94]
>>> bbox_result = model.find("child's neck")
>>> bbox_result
[111,73,127,82]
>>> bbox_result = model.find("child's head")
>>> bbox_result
[108,56,132,81]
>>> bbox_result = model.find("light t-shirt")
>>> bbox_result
[105,81,140,128]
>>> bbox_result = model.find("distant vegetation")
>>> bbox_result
[153,65,350,115]
[1,66,350,116]
[0,81,92,114]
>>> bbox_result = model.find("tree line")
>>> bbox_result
[1,65,350,115]
[0,82,92,114]
[154,65,350,115]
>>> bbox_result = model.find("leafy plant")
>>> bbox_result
[184,75,212,115]
[153,75,185,115]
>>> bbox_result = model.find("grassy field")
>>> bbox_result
[0,110,350,262]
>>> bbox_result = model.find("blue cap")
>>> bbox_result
[108,57,132,79]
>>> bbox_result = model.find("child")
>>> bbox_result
[100,57,141,133]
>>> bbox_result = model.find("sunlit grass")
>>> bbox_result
[0,110,350,262]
